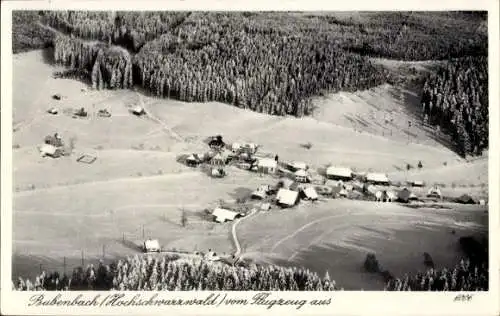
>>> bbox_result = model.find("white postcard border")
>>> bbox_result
[1,1,499,316]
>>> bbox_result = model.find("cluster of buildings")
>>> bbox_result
[178,137,451,223]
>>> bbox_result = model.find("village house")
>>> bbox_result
[302,186,319,201]
[212,208,242,223]
[257,158,278,174]
[427,186,442,199]
[366,173,390,185]
[294,169,310,183]
[326,166,354,181]
[276,188,300,208]
[287,161,308,172]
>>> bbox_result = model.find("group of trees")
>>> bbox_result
[14,255,488,291]
[12,11,54,53]
[53,34,133,90]
[420,56,488,156]
[14,254,339,291]
[385,258,488,291]
[13,11,488,155]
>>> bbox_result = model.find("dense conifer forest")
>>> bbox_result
[12,11,488,156]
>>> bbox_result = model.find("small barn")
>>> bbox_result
[294,169,309,183]
[143,239,161,253]
[366,173,390,185]
[131,106,145,116]
[427,186,442,198]
[276,189,300,208]
[257,158,278,174]
[260,203,271,211]
[212,208,241,223]
[39,144,63,158]
[326,166,353,181]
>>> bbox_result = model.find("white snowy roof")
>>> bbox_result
[277,188,299,206]
[366,173,389,183]
[326,167,353,178]
[290,161,308,170]
[212,208,239,222]
[304,187,319,200]
[132,106,144,113]
[144,239,160,251]
[294,169,308,177]
[39,144,57,155]
[258,158,277,169]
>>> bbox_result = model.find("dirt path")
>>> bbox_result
[231,208,259,258]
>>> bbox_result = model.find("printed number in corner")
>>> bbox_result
[453,294,473,302]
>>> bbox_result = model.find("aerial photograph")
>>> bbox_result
[11,11,488,291]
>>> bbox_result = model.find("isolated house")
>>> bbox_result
[366,173,390,185]
[326,167,353,181]
[39,144,63,158]
[294,169,309,183]
[257,158,278,174]
[132,106,145,116]
[276,189,300,207]
[212,208,241,223]
[143,239,161,253]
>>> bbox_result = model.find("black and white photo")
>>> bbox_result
[1,1,499,316]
